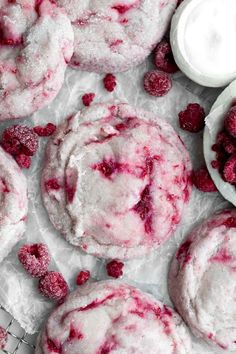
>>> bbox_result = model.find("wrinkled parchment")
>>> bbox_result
[0,60,230,354]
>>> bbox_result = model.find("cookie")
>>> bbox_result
[169,209,236,350]
[0,0,74,120]
[42,103,191,259]
[57,0,177,73]
[0,147,28,262]
[35,280,192,354]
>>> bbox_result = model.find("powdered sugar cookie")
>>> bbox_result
[0,0,74,121]
[35,281,192,354]
[42,103,191,260]
[0,147,28,263]
[57,0,178,73]
[169,209,236,351]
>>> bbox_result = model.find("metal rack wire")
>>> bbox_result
[0,305,35,354]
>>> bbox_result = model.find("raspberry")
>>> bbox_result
[0,327,7,350]
[2,125,38,156]
[103,74,117,92]
[223,155,236,184]
[224,107,236,138]
[192,167,217,192]
[179,103,205,133]
[143,70,172,97]
[15,154,31,169]
[82,93,95,106]
[154,39,178,74]
[106,260,124,278]
[76,270,90,286]
[38,271,68,301]
[33,123,56,137]
[18,243,50,278]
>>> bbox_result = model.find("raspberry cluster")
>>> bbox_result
[211,105,236,185]
[18,243,68,301]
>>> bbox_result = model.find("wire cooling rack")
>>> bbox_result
[0,305,36,354]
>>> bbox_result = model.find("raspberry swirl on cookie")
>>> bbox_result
[42,103,191,260]
[0,0,74,120]
[57,0,178,73]
[35,281,192,354]
[0,147,28,262]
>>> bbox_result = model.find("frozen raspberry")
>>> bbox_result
[106,260,124,278]
[192,167,217,192]
[224,106,236,138]
[143,70,172,97]
[76,270,90,286]
[82,93,95,106]
[223,155,236,184]
[38,271,68,301]
[179,103,205,133]
[18,243,50,278]
[0,327,7,350]
[33,123,56,137]
[154,39,178,74]
[2,125,38,156]
[103,74,117,92]
[15,154,31,169]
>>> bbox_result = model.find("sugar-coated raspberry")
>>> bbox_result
[76,270,90,286]
[18,243,50,278]
[38,271,68,301]
[179,103,205,133]
[2,125,38,156]
[143,70,172,97]
[103,74,117,92]
[223,155,236,184]
[224,107,236,138]
[192,167,217,192]
[45,178,61,191]
[154,39,179,74]
[0,327,7,350]
[33,123,56,137]
[15,154,31,169]
[106,260,124,278]
[82,93,95,106]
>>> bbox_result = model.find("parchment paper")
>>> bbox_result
[0,59,230,354]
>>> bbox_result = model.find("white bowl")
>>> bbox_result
[204,79,236,205]
[170,0,236,87]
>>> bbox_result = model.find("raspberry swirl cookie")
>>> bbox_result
[169,210,236,351]
[0,0,74,120]
[0,147,28,263]
[35,281,192,354]
[57,0,178,73]
[42,103,191,259]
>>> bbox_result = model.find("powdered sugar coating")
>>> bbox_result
[42,103,192,260]
[0,0,74,121]
[57,0,177,73]
[35,280,192,354]
[0,147,28,263]
[169,209,236,351]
